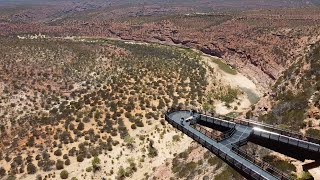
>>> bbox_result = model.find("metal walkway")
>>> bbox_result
[165,109,320,180]
[220,124,252,148]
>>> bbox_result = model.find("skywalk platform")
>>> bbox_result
[165,109,320,180]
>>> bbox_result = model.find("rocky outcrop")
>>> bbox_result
[199,46,223,58]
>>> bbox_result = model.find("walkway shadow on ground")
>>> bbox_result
[249,135,320,161]
[303,161,320,171]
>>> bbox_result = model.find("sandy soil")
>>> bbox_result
[202,55,261,115]
[309,167,320,180]
[14,39,261,180]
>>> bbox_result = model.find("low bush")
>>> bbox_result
[60,170,68,179]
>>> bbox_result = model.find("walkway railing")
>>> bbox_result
[174,112,290,179]
[192,124,220,141]
[165,113,273,180]
[252,129,320,152]
[233,136,249,147]
[168,107,320,147]
[231,146,292,180]
[219,127,237,142]
[192,124,236,142]
[199,113,236,129]
[203,110,320,145]
[199,110,320,152]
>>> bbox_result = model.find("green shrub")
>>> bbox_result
[54,149,62,156]
[65,159,71,166]
[56,160,64,170]
[0,167,6,177]
[92,156,101,172]
[77,154,84,162]
[131,124,136,129]
[306,128,320,138]
[60,170,69,179]
[262,155,296,174]
[77,122,84,131]
[214,166,242,180]
[172,135,181,142]
[300,171,313,180]
[148,140,158,158]
[27,163,37,174]
[208,156,223,170]
[86,166,93,172]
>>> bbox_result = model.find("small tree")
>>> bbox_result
[26,136,35,147]
[0,167,6,178]
[172,135,181,142]
[117,166,126,179]
[77,154,84,162]
[56,159,64,170]
[124,135,135,151]
[131,124,136,129]
[86,167,93,172]
[27,163,37,174]
[148,140,158,158]
[77,122,84,131]
[60,170,69,179]
[36,175,42,180]
[54,149,62,156]
[92,156,101,172]
[65,159,71,166]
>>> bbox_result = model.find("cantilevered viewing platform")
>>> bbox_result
[165,108,320,180]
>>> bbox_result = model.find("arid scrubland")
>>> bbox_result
[0,1,320,179]
[0,37,247,179]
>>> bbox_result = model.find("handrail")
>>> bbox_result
[218,126,236,142]
[186,113,291,179]
[223,115,320,145]
[209,114,320,152]
[200,109,299,133]
[192,124,237,142]
[233,137,249,147]
[192,124,220,141]
[168,107,320,145]
[231,146,292,180]
[212,112,320,143]
[165,114,270,180]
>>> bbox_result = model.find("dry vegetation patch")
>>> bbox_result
[0,37,237,179]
